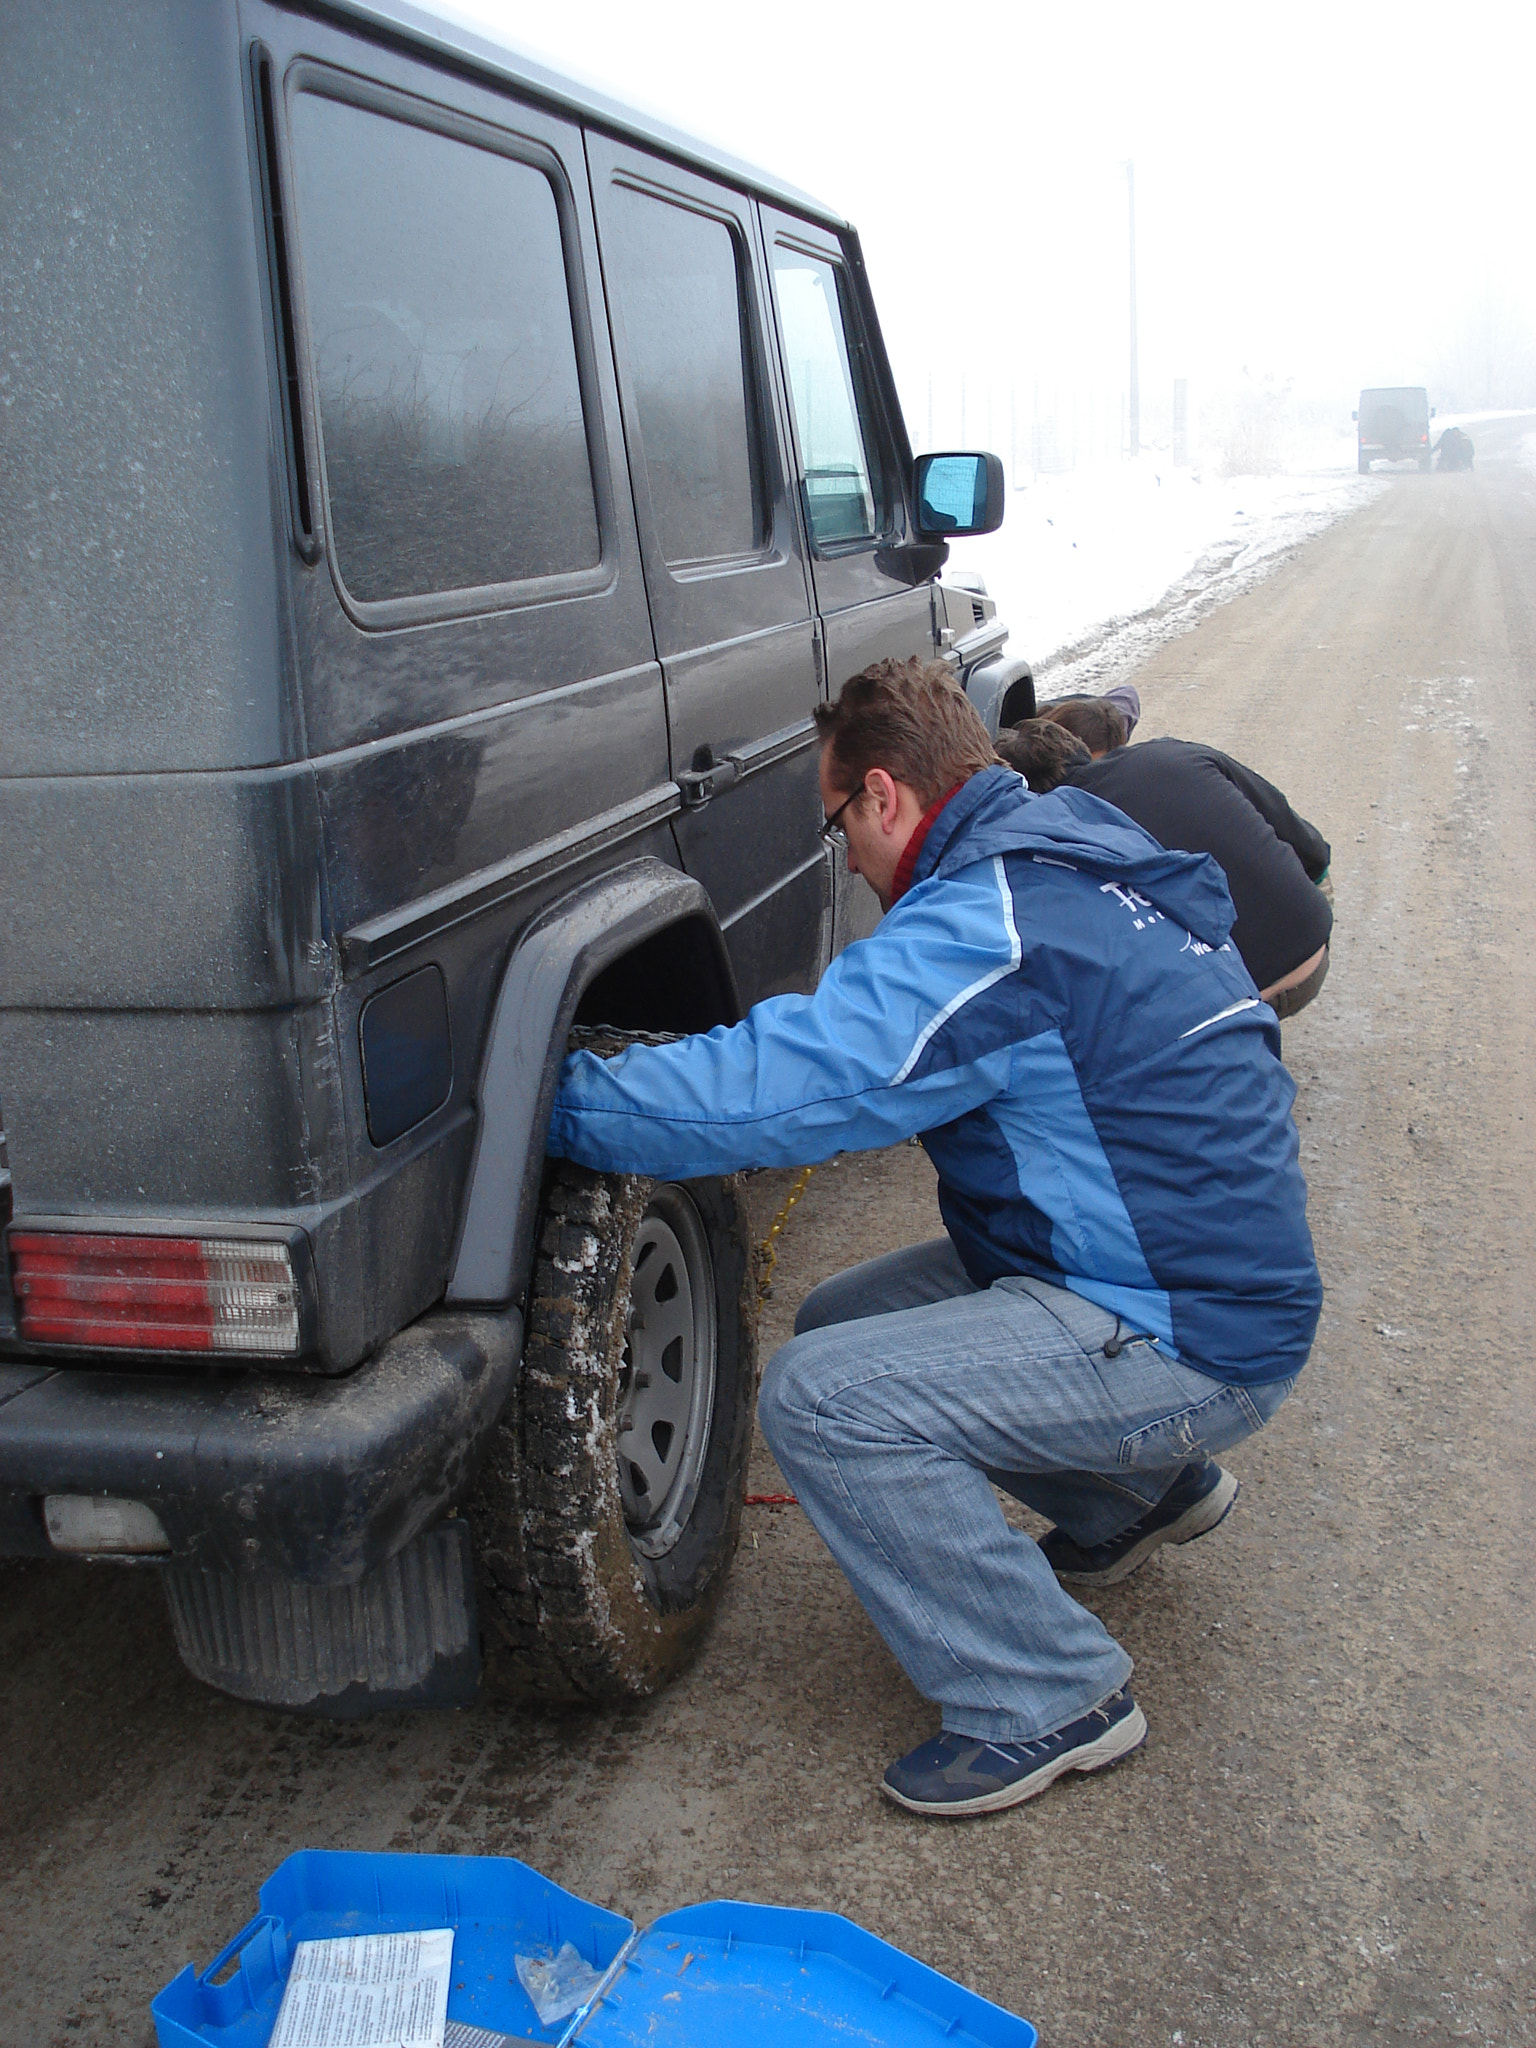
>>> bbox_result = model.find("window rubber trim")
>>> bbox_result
[253,47,317,557]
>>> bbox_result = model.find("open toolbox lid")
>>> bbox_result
[153,1850,1037,2048]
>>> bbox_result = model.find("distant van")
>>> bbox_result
[0,0,1034,1717]
[1354,387,1434,473]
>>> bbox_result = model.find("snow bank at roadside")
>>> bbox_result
[943,432,1377,699]
[1434,408,1536,471]
[1431,408,1533,435]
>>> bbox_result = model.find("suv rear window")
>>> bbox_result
[1360,388,1428,418]
[603,186,767,566]
[289,92,599,605]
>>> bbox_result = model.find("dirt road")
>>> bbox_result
[4,420,1534,2046]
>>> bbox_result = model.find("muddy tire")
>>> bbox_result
[469,1160,757,1704]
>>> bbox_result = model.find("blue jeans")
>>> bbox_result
[758,1238,1296,1744]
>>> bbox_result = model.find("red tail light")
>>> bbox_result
[9,1233,299,1355]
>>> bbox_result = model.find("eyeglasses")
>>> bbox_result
[819,787,862,849]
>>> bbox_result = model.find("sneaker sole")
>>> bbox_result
[880,1703,1149,1818]
[1054,1469,1240,1589]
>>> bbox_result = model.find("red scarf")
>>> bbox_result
[890,783,965,903]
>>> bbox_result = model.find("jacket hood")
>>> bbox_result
[915,764,1237,950]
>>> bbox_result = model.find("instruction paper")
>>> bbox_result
[269,1930,454,2048]
[443,2025,540,2048]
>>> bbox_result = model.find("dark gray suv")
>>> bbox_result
[1355,386,1434,472]
[0,0,1032,1716]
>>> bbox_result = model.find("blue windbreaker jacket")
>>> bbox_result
[548,766,1321,1385]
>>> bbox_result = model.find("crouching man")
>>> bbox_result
[547,659,1320,1819]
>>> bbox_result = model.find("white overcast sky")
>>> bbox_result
[443,0,1534,437]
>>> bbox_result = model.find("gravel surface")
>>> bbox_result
[3,417,1534,2046]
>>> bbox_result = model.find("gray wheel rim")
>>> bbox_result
[617,1184,718,1560]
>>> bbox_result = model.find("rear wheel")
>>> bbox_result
[469,1160,757,1703]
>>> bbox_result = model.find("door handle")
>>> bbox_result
[676,745,743,810]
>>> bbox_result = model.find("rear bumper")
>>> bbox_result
[0,1303,522,1583]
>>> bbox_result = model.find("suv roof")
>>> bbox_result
[328,0,846,228]
[1359,386,1429,410]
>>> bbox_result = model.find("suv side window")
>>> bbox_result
[288,90,599,607]
[770,247,884,548]
[602,184,766,566]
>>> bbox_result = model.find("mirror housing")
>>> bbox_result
[914,452,1005,537]
[1351,410,1359,422]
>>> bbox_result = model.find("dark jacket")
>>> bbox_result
[1069,739,1332,990]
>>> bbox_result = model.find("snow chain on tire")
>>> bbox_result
[468,1028,757,1705]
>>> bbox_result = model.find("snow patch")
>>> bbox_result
[946,437,1377,697]
[1404,675,1478,738]
[553,1239,601,1275]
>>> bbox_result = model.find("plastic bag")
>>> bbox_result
[514,1942,605,2026]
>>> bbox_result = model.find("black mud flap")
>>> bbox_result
[161,1517,481,1716]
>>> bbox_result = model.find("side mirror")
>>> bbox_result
[914,452,1005,538]
[1430,406,1436,418]
[1351,410,1358,422]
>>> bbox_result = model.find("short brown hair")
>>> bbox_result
[995,718,1092,792]
[814,657,998,809]
[1038,697,1128,753]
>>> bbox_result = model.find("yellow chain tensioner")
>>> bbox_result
[746,1165,816,1506]
[755,1163,815,1304]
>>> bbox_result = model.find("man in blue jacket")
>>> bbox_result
[548,659,1321,1819]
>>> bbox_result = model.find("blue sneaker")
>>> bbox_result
[881,1688,1148,1816]
[1041,1461,1239,1588]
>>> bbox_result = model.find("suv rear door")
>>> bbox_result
[246,12,673,1357]
[588,137,829,1007]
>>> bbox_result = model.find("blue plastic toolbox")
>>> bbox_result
[153,1850,1037,2048]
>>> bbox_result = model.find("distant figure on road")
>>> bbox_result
[997,716,1333,1017]
[1436,426,1475,472]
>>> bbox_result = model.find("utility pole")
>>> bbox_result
[1126,160,1140,458]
